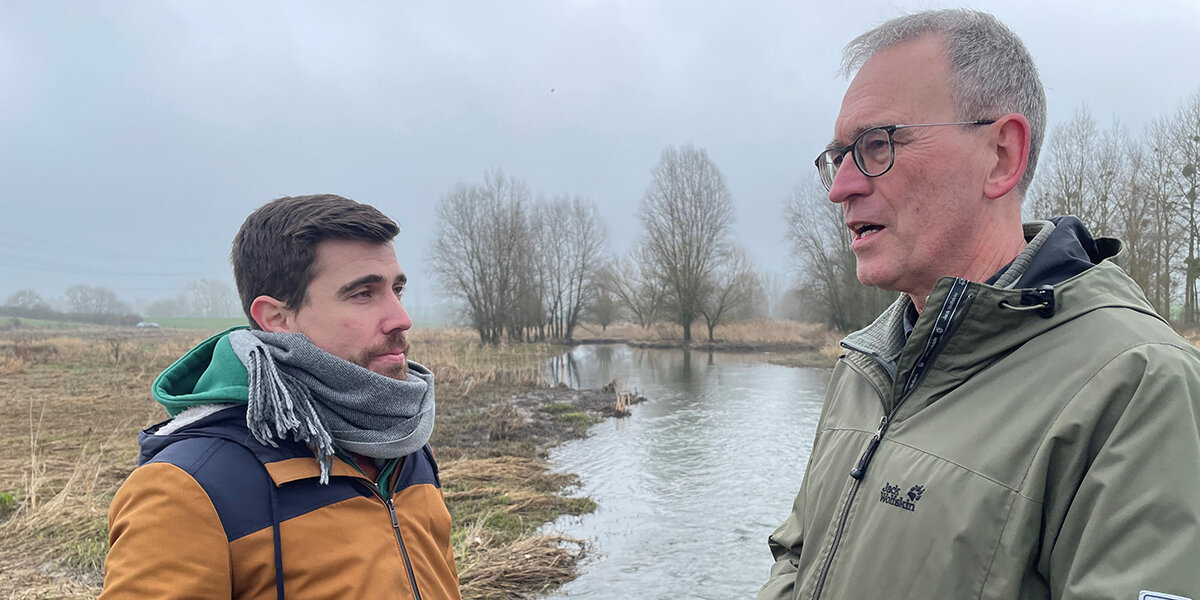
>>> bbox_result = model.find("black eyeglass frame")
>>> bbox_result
[814,119,996,191]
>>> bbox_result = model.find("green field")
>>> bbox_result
[0,316,99,330]
[148,317,247,331]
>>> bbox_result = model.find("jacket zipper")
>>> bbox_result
[386,497,424,600]
[344,456,423,600]
[811,278,971,600]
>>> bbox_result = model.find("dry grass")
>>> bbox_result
[443,458,590,599]
[458,534,586,600]
[576,319,835,347]
[576,319,844,369]
[0,329,209,598]
[0,325,590,599]
[409,327,560,393]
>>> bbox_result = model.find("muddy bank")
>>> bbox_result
[431,381,647,599]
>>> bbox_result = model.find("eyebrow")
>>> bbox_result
[829,122,894,150]
[337,273,407,297]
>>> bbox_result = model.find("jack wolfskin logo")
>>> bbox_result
[880,482,924,512]
[907,485,925,501]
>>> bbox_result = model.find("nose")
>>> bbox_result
[382,293,413,334]
[828,158,872,204]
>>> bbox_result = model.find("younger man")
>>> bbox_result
[101,195,460,599]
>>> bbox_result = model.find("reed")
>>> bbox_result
[575,319,836,348]
[0,325,585,599]
[409,327,560,391]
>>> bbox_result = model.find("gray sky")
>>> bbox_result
[2,0,1198,317]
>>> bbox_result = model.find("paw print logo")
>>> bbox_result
[907,485,925,502]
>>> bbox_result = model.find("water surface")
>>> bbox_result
[542,344,828,600]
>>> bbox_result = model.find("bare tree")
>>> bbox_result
[1030,107,1098,221]
[430,171,533,345]
[601,251,664,328]
[784,181,892,331]
[66,284,130,315]
[186,279,236,318]
[145,296,189,318]
[4,289,48,310]
[1168,93,1200,323]
[698,246,756,342]
[531,196,609,340]
[639,144,735,341]
[586,284,621,333]
[758,271,787,320]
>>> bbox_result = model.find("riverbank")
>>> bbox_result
[0,326,638,599]
[574,319,844,368]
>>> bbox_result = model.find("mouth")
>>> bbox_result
[372,344,409,364]
[848,222,885,240]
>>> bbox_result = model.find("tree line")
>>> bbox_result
[430,145,767,345]
[788,90,1200,331]
[2,279,238,324]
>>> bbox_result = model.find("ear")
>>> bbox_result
[983,113,1031,200]
[249,295,295,332]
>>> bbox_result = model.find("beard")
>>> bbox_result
[352,331,411,381]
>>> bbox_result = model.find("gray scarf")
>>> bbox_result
[227,329,435,484]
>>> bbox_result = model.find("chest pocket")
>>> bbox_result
[801,433,1024,599]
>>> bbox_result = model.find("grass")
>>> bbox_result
[0,319,839,598]
[146,316,246,330]
[0,317,93,330]
[553,411,594,428]
[576,319,844,368]
[0,324,593,599]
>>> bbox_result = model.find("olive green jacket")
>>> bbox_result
[761,242,1200,599]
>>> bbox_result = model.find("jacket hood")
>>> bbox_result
[152,327,250,417]
[1012,215,1122,289]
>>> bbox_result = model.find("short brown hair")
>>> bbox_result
[231,194,400,328]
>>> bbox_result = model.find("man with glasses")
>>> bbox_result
[761,10,1200,600]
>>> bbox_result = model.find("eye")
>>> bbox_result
[861,138,890,153]
[393,285,405,298]
[351,289,372,299]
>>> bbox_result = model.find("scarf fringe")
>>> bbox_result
[245,345,336,484]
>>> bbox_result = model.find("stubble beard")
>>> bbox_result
[355,331,411,381]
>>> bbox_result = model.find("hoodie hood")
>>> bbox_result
[137,404,255,466]
[152,327,250,417]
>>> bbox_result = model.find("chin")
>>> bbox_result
[372,362,409,381]
[855,264,902,292]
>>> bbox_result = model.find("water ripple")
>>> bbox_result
[541,345,827,599]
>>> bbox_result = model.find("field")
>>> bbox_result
[0,318,839,598]
[0,324,631,599]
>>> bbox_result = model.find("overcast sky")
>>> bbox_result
[2,0,1198,317]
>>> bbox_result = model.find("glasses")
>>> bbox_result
[814,120,996,191]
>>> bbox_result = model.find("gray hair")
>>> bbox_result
[842,9,1047,195]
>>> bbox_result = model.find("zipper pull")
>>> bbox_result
[850,416,888,480]
[386,498,400,531]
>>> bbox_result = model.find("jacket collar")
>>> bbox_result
[842,217,1142,390]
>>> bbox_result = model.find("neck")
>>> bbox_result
[350,452,381,481]
[909,220,1028,313]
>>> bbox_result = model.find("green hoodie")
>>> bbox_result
[152,327,249,417]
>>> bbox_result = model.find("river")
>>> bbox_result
[541,344,829,600]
